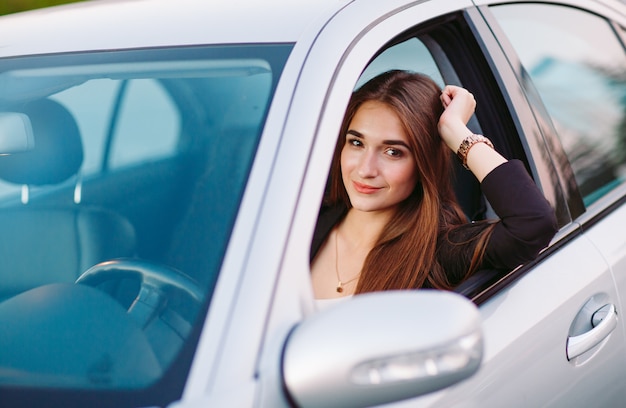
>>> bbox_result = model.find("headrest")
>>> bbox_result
[0,99,83,185]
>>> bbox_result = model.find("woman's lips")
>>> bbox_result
[352,181,382,194]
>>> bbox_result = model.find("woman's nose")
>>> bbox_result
[357,150,378,178]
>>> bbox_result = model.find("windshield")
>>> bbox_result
[0,44,291,404]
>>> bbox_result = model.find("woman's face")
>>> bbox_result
[341,100,418,215]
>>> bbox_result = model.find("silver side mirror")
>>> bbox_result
[283,290,483,408]
[0,112,35,154]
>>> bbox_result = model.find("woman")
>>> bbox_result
[310,70,557,299]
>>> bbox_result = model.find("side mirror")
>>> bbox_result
[0,112,35,154]
[283,290,483,408]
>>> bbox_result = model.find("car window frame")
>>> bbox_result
[273,5,569,309]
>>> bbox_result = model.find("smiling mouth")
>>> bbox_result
[352,181,382,194]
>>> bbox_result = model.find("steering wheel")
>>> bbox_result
[76,258,203,330]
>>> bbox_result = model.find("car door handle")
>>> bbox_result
[566,303,617,360]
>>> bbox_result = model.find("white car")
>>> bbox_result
[0,0,625,407]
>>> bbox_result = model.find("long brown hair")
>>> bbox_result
[327,70,494,293]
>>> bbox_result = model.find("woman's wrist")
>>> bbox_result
[457,134,494,169]
[438,123,507,181]
[438,119,470,152]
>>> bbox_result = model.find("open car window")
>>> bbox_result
[310,12,540,302]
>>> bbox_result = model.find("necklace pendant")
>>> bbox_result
[336,282,343,293]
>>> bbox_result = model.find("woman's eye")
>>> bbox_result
[385,148,403,157]
[347,137,363,147]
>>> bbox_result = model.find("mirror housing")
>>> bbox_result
[0,112,35,154]
[283,290,483,408]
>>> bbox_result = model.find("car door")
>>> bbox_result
[485,1,626,400]
[410,2,626,406]
[253,1,626,407]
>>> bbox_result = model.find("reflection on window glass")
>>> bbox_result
[52,79,180,173]
[492,4,626,205]
[111,79,180,169]
[52,79,118,175]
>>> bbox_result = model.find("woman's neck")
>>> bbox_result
[339,207,394,250]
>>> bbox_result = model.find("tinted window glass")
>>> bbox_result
[0,45,290,405]
[109,79,180,169]
[491,4,626,205]
[51,79,117,175]
[53,78,182,172]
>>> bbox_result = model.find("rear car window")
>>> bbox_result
[491,3,626,206]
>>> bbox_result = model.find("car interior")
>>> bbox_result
[0,98,136,302]
[0,45,290,390]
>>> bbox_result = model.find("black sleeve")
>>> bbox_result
[481,160,558,270]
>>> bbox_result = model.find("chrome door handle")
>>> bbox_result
[566,303,617,360]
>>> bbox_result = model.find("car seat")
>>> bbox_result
[0,99,136,302]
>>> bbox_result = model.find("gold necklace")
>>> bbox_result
[334,229,360,293]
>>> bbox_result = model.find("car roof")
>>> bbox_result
[0,0,350,58]
[1,0,623,60]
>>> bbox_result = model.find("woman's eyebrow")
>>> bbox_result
[383,139,410,148]
[347,129,410,149]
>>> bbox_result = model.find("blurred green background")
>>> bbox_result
[1,0,86,15]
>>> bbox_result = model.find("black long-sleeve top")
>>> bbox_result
[310,160,558,288]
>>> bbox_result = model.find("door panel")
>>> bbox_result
[584,197,626,360]
[398,232,626,407]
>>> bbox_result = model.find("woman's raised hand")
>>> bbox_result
[438,85,476,152]
[438,85,506,181]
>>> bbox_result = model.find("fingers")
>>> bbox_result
[440,88,452,108]
[438,86,481,153]
[440,85,476,123]
[441,85,475,107]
